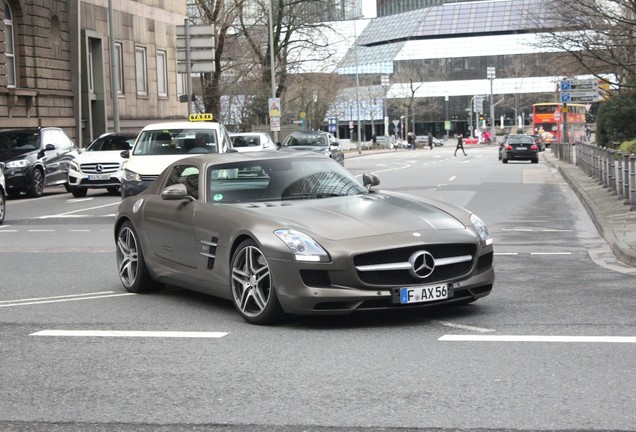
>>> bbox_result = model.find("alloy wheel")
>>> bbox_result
[231,245,272,318]
[117,225,139,288]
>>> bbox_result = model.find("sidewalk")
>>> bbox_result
[543,151,636,268]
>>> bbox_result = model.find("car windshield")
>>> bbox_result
[133,129,219,155]
[206,158,366,203]
[231,135,261,148]
[0,130,40,154]
[508,136,534,144]
[87,136,135,152]
[283,134,328,147]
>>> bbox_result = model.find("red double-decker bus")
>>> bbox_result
[532,103,587,145]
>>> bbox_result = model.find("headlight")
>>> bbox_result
[5,159,30,169]
[470,214,493,246]
[69,160,79,171]
[123,168,141,182]
[274,229,330,262]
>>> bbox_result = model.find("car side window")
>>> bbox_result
[164,165,200,200]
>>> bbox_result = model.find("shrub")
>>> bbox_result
[619,140,636,154]
[596,91,636,147]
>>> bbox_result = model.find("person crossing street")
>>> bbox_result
[454,133,467,156]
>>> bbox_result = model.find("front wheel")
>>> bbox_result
[231,239,284,325]
[27,169,44,198]
[116,221,162,293]
[70,186,87,198]
[0,189,5,224]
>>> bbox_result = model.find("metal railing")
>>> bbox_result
[552,142,635,211]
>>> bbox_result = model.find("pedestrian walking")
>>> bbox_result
[454,133,467,156]
[407,132,414,150]
[428,132,434,150]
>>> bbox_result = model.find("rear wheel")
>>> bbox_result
[532,158,539,164]
[27,168,44,198]
[116,221,162,293]
[231,239,284,325]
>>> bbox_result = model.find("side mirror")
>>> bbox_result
[45,144,56,151]
[276,142,282,149]
[0,162,5,171]
[120,150,130,159]
[362,173,380,190]
[161,183,193,201]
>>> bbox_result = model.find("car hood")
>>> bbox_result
[0,149,38,164]
[75,150,125,164]
[238,192,467,241]
[281,146,328,153]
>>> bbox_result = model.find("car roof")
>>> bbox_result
[140,121,225,131]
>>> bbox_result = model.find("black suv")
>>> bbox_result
[0,127,78,198]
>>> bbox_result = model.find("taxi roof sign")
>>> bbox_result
[189,113,214,122]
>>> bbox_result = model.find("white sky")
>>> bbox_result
[361,0,377,18]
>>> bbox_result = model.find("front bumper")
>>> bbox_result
[267,239,495,315]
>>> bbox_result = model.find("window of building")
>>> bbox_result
[157,49,168,98]
[115,42,124,95]
[87,41,95,93]
[4,1,16,87]
[135,45,148,96]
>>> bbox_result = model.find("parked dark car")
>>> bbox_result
[501,134,539,164]
[530,134,546,151]
[0,127,78,198]
[279,131,345,166]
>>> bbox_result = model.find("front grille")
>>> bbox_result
[80,163,120,174]
[79,179,120,186]
[354,244,476,286]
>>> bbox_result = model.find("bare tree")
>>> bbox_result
[532,0,636,89]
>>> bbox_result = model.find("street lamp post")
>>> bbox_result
[487,67,496,142]
[381,75,389,136]
[444,94,449,140]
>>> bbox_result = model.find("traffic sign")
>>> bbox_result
[561,92,599,103]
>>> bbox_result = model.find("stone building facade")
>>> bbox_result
[1,0,188,147]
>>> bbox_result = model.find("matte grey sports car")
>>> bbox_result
[114,151,495,325]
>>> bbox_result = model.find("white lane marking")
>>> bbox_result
[27,229,54,232]
[0,292,135,307]
[434,321,495,333]
[0,229,18,233]
[542,229,573,232]
[0,291,118,304]
[494,252,518,255]
[530,252,572,255]
[30,330,229,338]
[501,228,533,232]
[439,335,636,343]
[448,176,457,182]
[69,229,91,232]
[37,202,120,219]
[0,225,13,229]
[66,197,94,203]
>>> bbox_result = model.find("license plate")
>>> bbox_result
[88,174,110,180]
[516,146,526,150]
[400,284,449,304]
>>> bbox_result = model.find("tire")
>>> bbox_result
[116,221,162,293]
[231,239,285,325]
[63,183,71,192]
[532,158,539,163]
[70,186,88,198]
[27,168,44,198]
[0,189,5,224]
[107,186,120,195]
[502,158,508,164]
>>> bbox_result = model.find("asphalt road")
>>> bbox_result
[1,145,634,432]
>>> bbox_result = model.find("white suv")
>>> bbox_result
[68,132,137,197]
[121,120,234,198]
